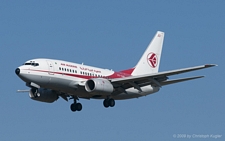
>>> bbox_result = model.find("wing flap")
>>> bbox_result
[160,76,204,86]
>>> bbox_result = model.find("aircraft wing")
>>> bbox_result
[110,64,216,91]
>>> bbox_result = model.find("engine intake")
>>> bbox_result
[85,78,114,95]
[29,88,59,103]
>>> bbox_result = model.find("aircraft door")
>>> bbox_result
[46,60,54,75]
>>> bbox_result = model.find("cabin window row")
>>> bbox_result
[59,67,77,73]
[59,67,108,79]
[80,71,103,77]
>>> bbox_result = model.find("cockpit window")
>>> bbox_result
[24,62,39,66]
[33,63,39,66]
[24,63,31,65]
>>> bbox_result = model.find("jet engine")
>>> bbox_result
[29,88,59,103]
[85,78,114,95]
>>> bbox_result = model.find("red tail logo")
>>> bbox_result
[147,53,158,68]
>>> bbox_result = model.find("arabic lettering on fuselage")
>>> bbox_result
[61,63,101,73]
[80,67,101,73]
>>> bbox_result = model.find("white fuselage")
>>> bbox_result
[17,58,159,100]
[15,31,216,112]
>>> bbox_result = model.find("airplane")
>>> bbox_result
[15,31,216,112]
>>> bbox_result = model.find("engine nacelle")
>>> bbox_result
[29,88,59,103]
[85,78,114,95]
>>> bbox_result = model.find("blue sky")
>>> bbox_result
[0,1,224,140]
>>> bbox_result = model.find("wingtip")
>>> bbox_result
[205,64,218,67]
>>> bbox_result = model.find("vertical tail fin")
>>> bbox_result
[131,31,164,76]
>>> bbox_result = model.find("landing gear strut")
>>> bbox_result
[70,96,82,112]
[103,98,115,108]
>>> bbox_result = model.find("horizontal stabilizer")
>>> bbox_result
[160,76,204,86]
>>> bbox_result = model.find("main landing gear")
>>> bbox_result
[69,97,115,112]
[103,98,115,108]
[70,96,82,112]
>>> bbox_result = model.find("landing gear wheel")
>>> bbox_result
[70,96,82,112]
[103,99,109,108]
[70,103,82,112]
[108,98,115,107]
[76,103,82,111]
[103,98,115,108]
[70,103,77,112]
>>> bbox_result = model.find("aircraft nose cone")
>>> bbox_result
[15,68,20,75]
